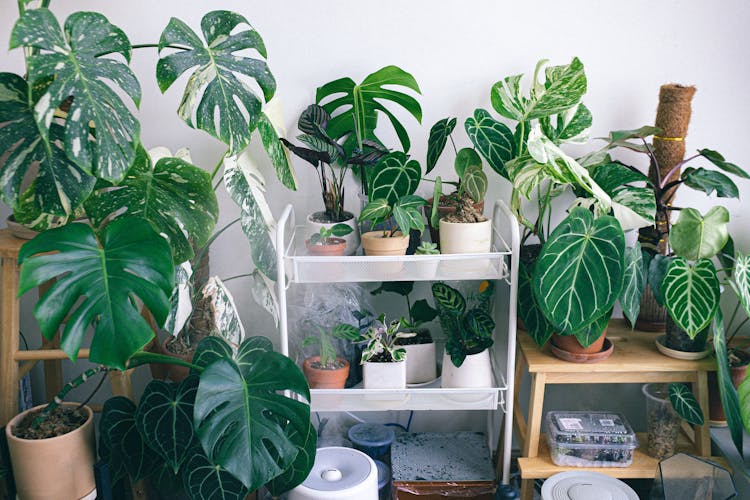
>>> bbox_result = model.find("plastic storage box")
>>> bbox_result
[545,411,638,467]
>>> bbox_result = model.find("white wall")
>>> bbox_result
[2,0,749,424]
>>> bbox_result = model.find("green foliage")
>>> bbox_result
[426,117,457,174]
[359,195,427,237]
[620,242,645,327]
[669,207,730,261]
[371,281,438,327]
[303,323,360,367]
[518,261,553,347]
[18,218,174,369]
[359,314,415,363]
[368,152,422,205]
[415,242,440,255]
[712,311,744,455]
[682,167,739,198]
[461,164,488,203]
[572,310,611,348]
[698,149,750,179]
[465,109,515,178]
[309,223,353,245]
[667,383,704,426]
[661,258,720,339]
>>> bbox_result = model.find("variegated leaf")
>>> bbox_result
[713,310,744,454]
[196,277,246,350]
[489,73,525,121]
[668,383,704,426]
[454,147,482,178]
[533,208,625,335]
[620,243,644,326]
[572,309,611,348]
[465,108,515,178]
[610,186,656,230]
[359,198,391,225]
[731,255,750,319]
[10,9,141,181]
[392,201,425,234]
[737,363,750,436]
[506,155,548,199]
[426,117,457,174]
[249,270,280,326]
[223,151,277,279]
[662,258,720,338]
[368,152,422,204]
[591,162,652,193]
[157,11,275,153]
[0,73,96,226]
[164,261,194,336]
[670,207,730,260]
[258,100,298,190]
[541,103,592,145]
[85,146,218,264]
[462,164,487,203]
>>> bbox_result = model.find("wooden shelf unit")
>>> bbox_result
[514,319,716,500]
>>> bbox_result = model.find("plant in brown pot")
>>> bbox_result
[305,223,354,256]
[302,322,361,389]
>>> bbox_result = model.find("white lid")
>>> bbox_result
[300,447,375,492]
[541,471,638,500]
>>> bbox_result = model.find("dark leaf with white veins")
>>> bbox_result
[661,258,720,338]
[368,152,422,204]
[10,9,141,182]
[465,109,515,178]
[426,117,457,173]
[668,383,704,426]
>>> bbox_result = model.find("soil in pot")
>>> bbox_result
[306,237,347,256]
[665,318,709,352]
[395,328,433,346]
[303,356,350,389]
[12,405,87,439]
[426,195,485,248]
[709,348,750,424]
[159,336,198,382]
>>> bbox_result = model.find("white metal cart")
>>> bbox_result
[275,200,519,484]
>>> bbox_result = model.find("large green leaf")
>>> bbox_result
[368,152,422,204]
[533,208,625,335]
[737,365,750,435]
[393,196,427,234]
[590,162,651,193]
[100,397,161,483]
[465,108,515,178]
[136,377,199,473]
[620,243,645,327]
[668,383,704,426]
[454,147,482,179]
[193,336,312,491]
[713,310,744,455]
[265,422,317,496]
[610,186,656,230]
[157,11,275,153]
[698,149,750,179]
[462,165,488,204]
[0,73,95,226]
[18,218,173,369]
[11,9,141,182]
[426,117,456,174]
[432,282,466,314]
[731,255,750,319]
[682,167,739,198]
[518,261,554,347]
[661,258,720,338]
[316,65,422,152]
[183,451,248,500]
[572,309,611,348]
[85,146,218,264]
[670,206,729,260]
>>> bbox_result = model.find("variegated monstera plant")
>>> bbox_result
[1,3,314,498]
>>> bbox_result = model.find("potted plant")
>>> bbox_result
[371,282,439,384]
[431,281,495,388]
[281,104,389,255]
[301,322,361,389]
[359,314,415,389]
[305,223,354,256]
[414,241,440,278]
[359,190,427,256]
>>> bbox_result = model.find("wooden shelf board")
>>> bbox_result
[519,432,728,479]
[518,319,716,374]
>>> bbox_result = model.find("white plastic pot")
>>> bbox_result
[362,361,406,389]
[306,212,360,256]
[441,350,493,388]
[402,342,437,384]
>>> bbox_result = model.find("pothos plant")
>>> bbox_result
[359,314,415,363]
[3,3,313,497]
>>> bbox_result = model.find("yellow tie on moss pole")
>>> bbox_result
[636,84,696,331]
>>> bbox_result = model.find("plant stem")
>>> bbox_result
[192,217,241,268]
[222,273,253,283]
[448,134,458,155]
[660,179,684,195]
[659,154,700,190]
[33,366,109,428]
[210,149,229,182]
[131,43,191,51]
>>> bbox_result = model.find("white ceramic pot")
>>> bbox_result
[439,219,492,254]
[362,361,406,389]
[305,211,360,256]
[441,350,493,388]
[402,342,437,384]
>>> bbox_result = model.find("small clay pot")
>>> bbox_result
[305,237,347,256]
[551,330,607,355]
[361,231,409,256]
[302,356,349,389]
[157,337,195,382]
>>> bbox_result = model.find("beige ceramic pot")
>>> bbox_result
[361,231,409,256]
[6,403,96,500]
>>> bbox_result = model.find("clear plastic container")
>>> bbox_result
[545,411,638,467]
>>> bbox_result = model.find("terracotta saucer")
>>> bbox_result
[549,338,614,363]
[655,335,712,360]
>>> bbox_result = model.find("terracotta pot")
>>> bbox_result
[303,356,350,389]
[305,211,360,256]
[551,330,607,355]
[361,231,409,256]
[426,198,484,248]
[709,349,750,424]
[305,237,347,256]
[157,337,194,382]
[6,403,96,500]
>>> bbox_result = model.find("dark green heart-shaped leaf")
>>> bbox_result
[0,73,95,225]
[648,254,672,306]
[359,198,391,225]
[518,261,553,347]
[682,167,739,198]
[713,310,744,454]
[668,383,704,426]
[11,9,141,181]
[620,243,645,327]
[183,451,248,500]
[426,117,457,173]
[670,206,729,260]
[136,377,199,473]
[572,309,611,348]
[157,11,275,153]
[368,152,422,204]
[465,109,515,178]
[662,257,720,338]
[533,208,625,335]
[411,299,439,325]
[18,218,173,369]
[265,422,317,496]
[85,147,218,264]
[317,65,422,153]
[699,149,749,179]
[194,336,312,491]
[100,397,161,482]
[371,281,415,297]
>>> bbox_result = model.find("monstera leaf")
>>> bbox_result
[540,103,592,145]
[368,152,422,204]
[265,422,318,496]
[661,258,720,338]
[670,207,729,261]
[85,146,218,264]
[10,9,141,182]
[193,336,313,492]
[426,117,457,173]
[0,73,95,227]
[533,208,625,335]
[18,217,174,369]
[157,11,275,153]
[465,109,515,178]
[316,65,422,152]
